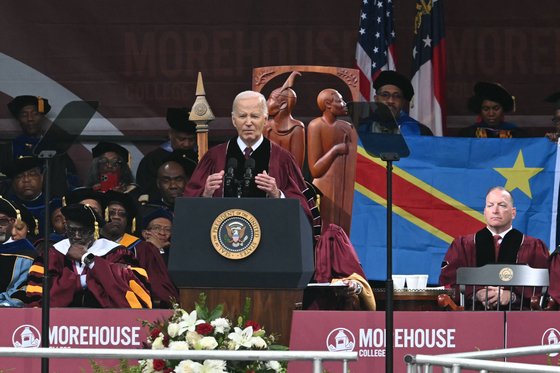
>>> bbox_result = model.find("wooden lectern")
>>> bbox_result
[169,197,314,345]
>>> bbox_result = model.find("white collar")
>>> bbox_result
[53,238,121,256]
[486,226,513,239]
[236,136,263,152]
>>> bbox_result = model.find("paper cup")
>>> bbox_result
[392,275,406,289]
[405,275,420,289]
[417,274,429,289]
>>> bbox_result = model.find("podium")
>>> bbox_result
[169,197,314,344]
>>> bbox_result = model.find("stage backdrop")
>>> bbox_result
[351,136,560,283]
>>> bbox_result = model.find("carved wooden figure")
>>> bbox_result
[263,71,306,169]
[307,89,357,234]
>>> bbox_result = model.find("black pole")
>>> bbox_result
[40,154,54,373]
[385,159,393,373]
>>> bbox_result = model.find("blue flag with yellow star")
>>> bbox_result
[350,136,560,283]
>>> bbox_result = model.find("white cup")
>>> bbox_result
[405,275,420,290]
[417,274,429,289]
[392,275,406,290]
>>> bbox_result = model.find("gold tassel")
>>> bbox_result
[94,221,99,240]
[37,97,44,113]
[131,217,136,234]
[62,196,67,207]
[15,209,22,226]
[105,207,109,222]
[33,217,39,236]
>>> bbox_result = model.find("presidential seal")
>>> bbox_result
[210,209,261,259]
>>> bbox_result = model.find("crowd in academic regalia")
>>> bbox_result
[0,95,197,309]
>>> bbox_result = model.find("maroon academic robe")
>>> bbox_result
[547,250,560,305]
[439,228,549,306]
[184,139,316,225]
[131,240,178,308]
[26,238,152,308]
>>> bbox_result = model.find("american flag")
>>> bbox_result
[355,0,396,101]
[410,0,446,136]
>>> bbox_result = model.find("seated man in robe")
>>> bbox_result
[25,203,152,308]
[439,186,549,309]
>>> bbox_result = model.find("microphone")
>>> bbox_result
[225,158,237,188]
[243,158,255,189]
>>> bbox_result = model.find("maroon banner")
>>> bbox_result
[506,312,560,366]
[289,311,504,373]
[0,308,171,372]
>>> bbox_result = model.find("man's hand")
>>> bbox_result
[255,170,281,198]
[203,170,225,197]
[67,243,88,261]
[476,286,514,308]
[143,230,170,250]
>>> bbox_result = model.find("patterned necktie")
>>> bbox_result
[244,147,253,159]
[493,235,501,261]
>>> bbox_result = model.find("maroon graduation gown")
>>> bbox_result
[439,228,549,304]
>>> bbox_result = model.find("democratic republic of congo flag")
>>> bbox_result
[350,136,560,284]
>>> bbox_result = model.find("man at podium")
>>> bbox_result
[184,90,318,229]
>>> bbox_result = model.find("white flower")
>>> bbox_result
[169,340,190,350]
[251,336,267,349]
[210,318,231,334]
[141,359,156,373]
[228,326,254,349]
[186,330,202,347]
[266,360,282,372]
[200,359,227,373]
[178,310,205,335]
[175,359,203,373]
[151,336,164,350]
[167,322,180,338]
[197,336,218,350]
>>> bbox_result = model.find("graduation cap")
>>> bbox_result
[7,95,51,117]
[166,107,197,134]
[103,190,137,231]
[141,207,173,231]
[61,203,104,239]
[64,187,106,211]
[0,196,39,236]
[468,81,515,113]
[4,156,42,179]
[91,141,130,163]
[545,92,560,108]
[163,149,198,177]
[373,71,414,101]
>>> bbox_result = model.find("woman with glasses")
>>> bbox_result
[85,141,139,195]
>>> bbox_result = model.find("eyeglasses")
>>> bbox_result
[108,209,127,217]
[376,91,403,101]
[148,225,172,234]
[65,225,94,237]
[99,158,123,167]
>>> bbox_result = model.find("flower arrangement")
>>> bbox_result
[139,293,288,373]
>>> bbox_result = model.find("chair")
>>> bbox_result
[457,264,549,311]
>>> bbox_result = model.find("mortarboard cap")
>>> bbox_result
[61,203,105,235]
[7,95,51,117]
[0,196,39,236]
[91,141,129,163]
[141,207,173,231]
[4,156,42,179]
[64,187,107,211]
[468,81,515,113]
[373,71,414,101]
[166,107,197,134]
